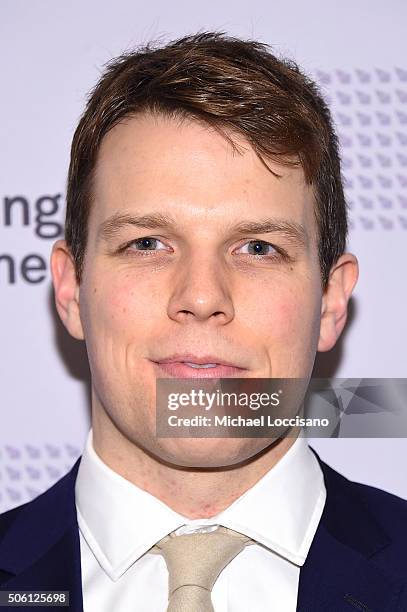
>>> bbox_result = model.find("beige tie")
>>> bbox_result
[150,526,253,612]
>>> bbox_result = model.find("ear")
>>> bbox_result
[318,252,359,352]
[50,239,84,340]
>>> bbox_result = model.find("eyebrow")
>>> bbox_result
[97,211,309,248]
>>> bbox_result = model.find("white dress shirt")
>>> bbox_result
[75,429,326,611]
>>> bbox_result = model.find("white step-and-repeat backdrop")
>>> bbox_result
[1,0,406,512]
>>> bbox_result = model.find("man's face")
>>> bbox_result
[56,112,329,467]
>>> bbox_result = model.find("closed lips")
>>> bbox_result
[183,363,218,368]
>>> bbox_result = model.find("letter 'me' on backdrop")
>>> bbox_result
[1,1,406,511]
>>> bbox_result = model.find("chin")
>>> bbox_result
[153,437,272,469]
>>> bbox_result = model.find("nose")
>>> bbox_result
[167,254,235,325]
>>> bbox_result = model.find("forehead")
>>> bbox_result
[90,112,317,237]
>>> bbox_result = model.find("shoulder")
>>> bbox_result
[0,501,28,542]
[0,458,81,549]
[317,453,407,577]
[343,475,407,583]
[321,454,407,522]
[350,478,407,539]
[0,499,32,537]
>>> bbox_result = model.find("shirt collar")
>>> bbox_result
[215,434,326,565]
[75,428,325,581]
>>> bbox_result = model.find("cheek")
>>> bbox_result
[254,280,320,346]
[259,284,320,377]
[276,294,308,334]
[82,272,164,346]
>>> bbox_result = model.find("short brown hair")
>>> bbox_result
[65,31,347,288]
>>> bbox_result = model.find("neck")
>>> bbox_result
[91,406,298,519]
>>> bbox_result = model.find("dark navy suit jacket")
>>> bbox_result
[0,449,406,611]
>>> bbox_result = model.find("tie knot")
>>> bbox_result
[151,526,253,611]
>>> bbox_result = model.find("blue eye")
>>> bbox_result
[236,240,278,257]
[127,237,167,251]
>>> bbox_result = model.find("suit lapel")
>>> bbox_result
[0,459,83,612]
[297,450,403,611]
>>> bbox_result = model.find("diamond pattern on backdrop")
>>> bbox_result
[314,67,407,231]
